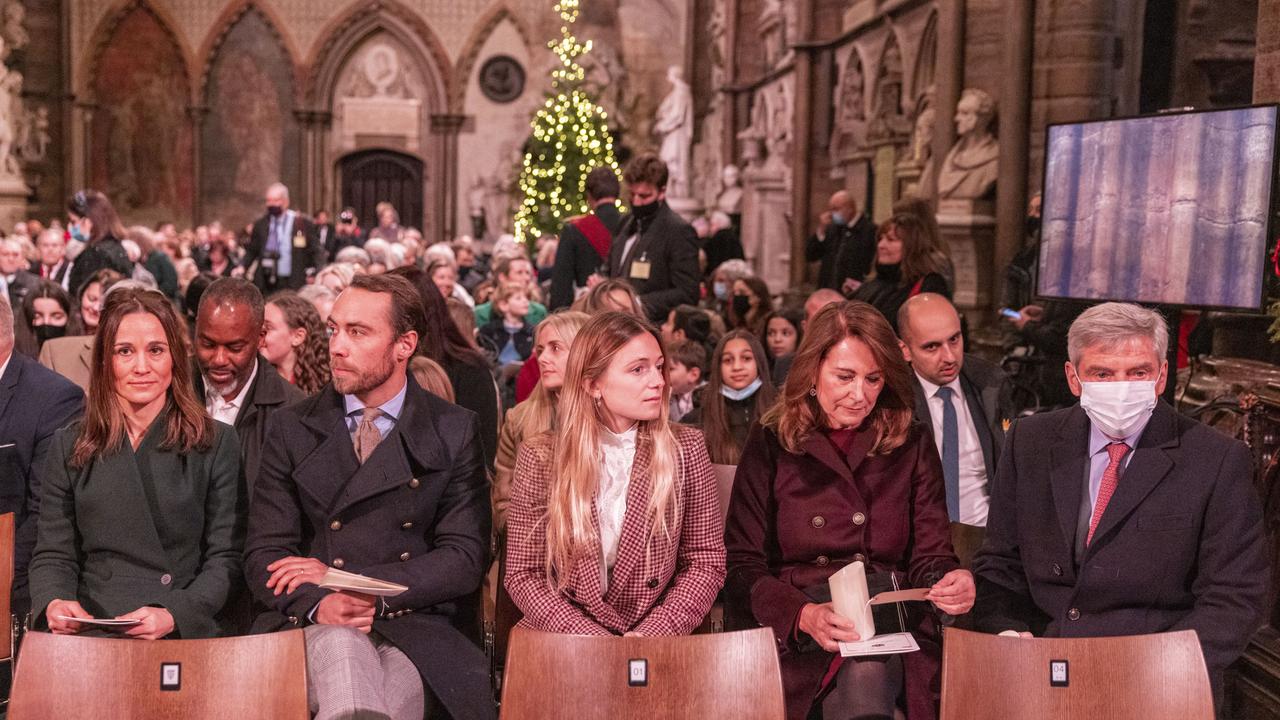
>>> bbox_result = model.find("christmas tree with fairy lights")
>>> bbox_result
[513,0,621,246]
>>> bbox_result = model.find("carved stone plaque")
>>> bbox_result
[479,55,524,103]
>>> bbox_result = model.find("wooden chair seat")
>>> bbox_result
[500,626,785,719]
[940,627,1215,719]
[9,629,309,719]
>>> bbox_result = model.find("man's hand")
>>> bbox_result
[927,569,976,615]
[231,265,245,278]
[314,591,377,633]
[841,278,863,296]
[119,606,176,640]
[816,210,832,237]
[1007,304,1044,331]
[46,599,91,634]
[266,556,330,596]
[798,602,860,653]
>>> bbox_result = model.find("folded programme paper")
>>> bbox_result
[57,616,141,626]
[319,568,408,597]
[839,632,920,657]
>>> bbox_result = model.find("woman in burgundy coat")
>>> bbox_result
[724,301,974,720]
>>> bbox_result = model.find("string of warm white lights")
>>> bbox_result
[513,0,621,244]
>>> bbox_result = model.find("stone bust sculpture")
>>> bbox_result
[716,164,742,215]
[937,88,999,201]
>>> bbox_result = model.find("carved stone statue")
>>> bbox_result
[830,51,866,164]
[0,2,25,60]
[936,88,999,201]
[716,164,742,216]
[654,65,693,197]
[0,45,22,178]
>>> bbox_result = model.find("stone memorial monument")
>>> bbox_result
[936,88,999,317]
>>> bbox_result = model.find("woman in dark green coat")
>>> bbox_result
[30,286,244,639]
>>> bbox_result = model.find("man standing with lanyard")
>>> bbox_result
[241,182,322,293]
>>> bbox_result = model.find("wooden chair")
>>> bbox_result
[940,628,1215,720]
[500,626,786,719]
[9,629,309,719]
[712,464,737,525]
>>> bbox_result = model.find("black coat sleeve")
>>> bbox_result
[448,360,500,471]
[548,227,584,311]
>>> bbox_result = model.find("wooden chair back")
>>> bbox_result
[940,628,1215,720]
[9,629,309,719]
[501,626,785,719]
[712,464,737,525]
[0,512,14,661]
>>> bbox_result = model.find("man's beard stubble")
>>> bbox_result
[332,346,398,396]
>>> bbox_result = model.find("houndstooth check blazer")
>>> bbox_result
[504,424,726,636]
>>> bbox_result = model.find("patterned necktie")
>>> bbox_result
[267,216,280,254]
[354,407,384,464]
[936,386,960,521]
[1086,442,1129,546]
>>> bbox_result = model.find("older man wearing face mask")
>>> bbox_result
[971,302,1267,710]
[240,183,323,292]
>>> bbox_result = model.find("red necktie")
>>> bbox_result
[1086,442,1129,546]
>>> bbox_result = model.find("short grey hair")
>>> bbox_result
[267,182,289,201]
[1067,302,1168,367]
[713,258,754,282]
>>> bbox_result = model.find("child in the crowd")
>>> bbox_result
[480,283,535,365]
[688,329,777,464]
[668,339,708,423]
[763,308,804,365]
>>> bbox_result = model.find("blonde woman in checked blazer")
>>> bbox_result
[505,311,725,635]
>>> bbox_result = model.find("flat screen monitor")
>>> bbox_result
[1037,104,1279,311]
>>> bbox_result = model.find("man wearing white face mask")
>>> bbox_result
[971,302,1267,710]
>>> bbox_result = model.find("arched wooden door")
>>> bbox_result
[339,150,424,232]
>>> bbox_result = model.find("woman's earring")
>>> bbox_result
[809,386,817,397]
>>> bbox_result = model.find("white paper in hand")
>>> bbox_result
[829,561,876,641]
[318,568,408,597]
[839,632,920,657]
[57,616,141,627]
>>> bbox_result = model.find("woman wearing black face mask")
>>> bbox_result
[727,276,773,338]
[16,280,82,356]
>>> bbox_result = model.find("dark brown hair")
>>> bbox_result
[22,280,83,335]
[69,190,127,244]
[349,272,425,339]
[762,301,912,455]
[876,213,944,288]
[72,287,213,467]
[585,166,620,201]
[388,266,486,368]
[623,152,668,189]
[701,329,776,464]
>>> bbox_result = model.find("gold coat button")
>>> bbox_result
[815,555,830,567]
[852,512,866,526]
[333,558,345,569]
[853,553,866,564]
[810,516,826,529]
[399,552,410,561]
[330,520,342,531]
[1068,608,1081,621]
[408,478,421,488]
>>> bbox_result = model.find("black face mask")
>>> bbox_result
[732,295,752,318]
[1025,215,1041,237]
[267,205,284,218]
[34,324,67,344]
[631,200,661,222]
[458,266,472,280]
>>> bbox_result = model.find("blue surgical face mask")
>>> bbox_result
[69,224,86,243]
[713,282,729,300]
[831,212,847,226]
[721,376,763,402]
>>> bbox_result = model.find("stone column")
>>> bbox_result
[71,101,95,192]
[994,0,1034,300]
[1256,0,1280,102]
[188,104,208,223]
[931,0,964,204]
[788,0,815,287]
[431,114,467,241]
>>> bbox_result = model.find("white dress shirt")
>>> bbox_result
[916,372,990,526]
[596,423,637,589]
[205,360,258,426]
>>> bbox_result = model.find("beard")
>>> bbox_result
[332,346,398,396]
[203,372,241,399]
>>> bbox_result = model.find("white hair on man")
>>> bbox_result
[385,243,406,269]
[714,258,754,282]
[363,238,391,265]
[1067,302,1169,367]
[267,182,290,201]
[334,247,371,268]
[423,242,456,267]
[709,211,733,232]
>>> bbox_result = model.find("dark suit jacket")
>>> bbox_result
[549,203,623,310]
[971,402,1269,704]
[30,415,245,639]
[5,269,40,308]
[241,211,323,290]
[245,376,495,720]
[194,356,306,492]
[607,202,701,323]
[0,353,83,612]
[30,260,70,289]
[725,423,958,720]
[910,354,1012,488]
[805,214,876,290]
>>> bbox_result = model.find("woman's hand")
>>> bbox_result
[119,607,176,640]
[46,599,92,634]
[798,602,860,653]
[266,556,330,596]
[927,569,976,615]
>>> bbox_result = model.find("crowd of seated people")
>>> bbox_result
[0,152,1266,720]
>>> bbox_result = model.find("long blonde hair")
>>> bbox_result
[545,312,680,588]
[523,311,591,434]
